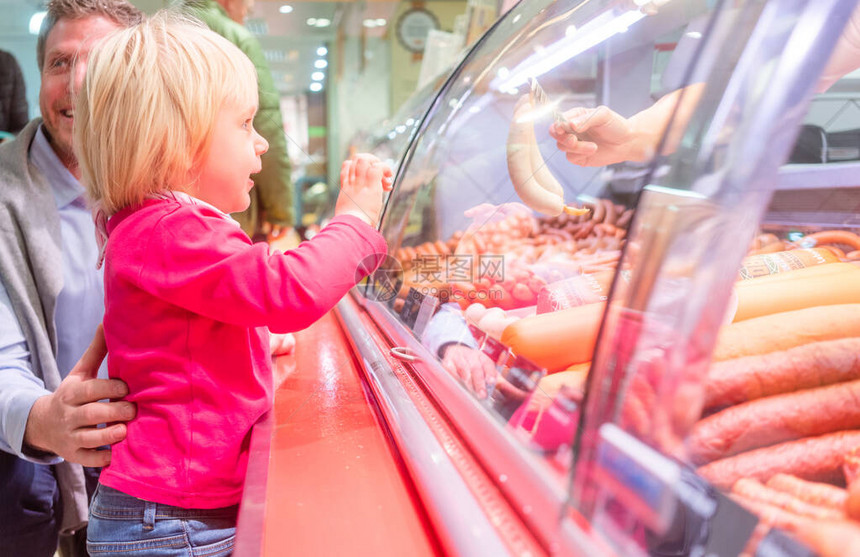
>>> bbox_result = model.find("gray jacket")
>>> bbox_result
[0,118,89,534]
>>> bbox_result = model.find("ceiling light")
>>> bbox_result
[363,19,377,28]
[309,82,323,92]
[306,18,317,26]
[279,5,293,14]
[317,46,328,56]
[311,71,325,81]
[375,19,386,26]
[314,59,328,69]
[315,18,331,28]
[29,11,46,35]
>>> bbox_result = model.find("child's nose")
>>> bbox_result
[255,132,268,156]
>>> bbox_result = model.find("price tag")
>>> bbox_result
[399,288,425,329]
[482,336,509,364]
[467,323,486,346]
[412,294,439,338]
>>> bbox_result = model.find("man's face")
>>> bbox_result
[39,15,121,172]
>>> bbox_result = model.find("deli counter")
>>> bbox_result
[236,0,860,555]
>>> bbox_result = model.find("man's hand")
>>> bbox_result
[23,324,135,467]
[550,105,640,167]
[440,344,497,399]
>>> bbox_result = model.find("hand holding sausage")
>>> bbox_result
[549,105,640,167]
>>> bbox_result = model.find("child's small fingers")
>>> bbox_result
[340,160,353,187]
[382,175,394,191]
[378,162,393,179]
[349,158,359,186]
[356,152,380,164]
[367,164,383,187]
[353,156,372,183]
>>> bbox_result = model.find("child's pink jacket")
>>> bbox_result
[98,196,386,508]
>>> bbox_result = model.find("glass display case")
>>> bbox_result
[332,0,860,555]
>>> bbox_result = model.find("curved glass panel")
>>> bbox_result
[371,0,723,455]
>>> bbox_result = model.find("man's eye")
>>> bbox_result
[50,58,69,70]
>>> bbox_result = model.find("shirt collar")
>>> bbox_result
[30,125,85,210]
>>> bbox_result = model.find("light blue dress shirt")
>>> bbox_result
[0,126,105,460]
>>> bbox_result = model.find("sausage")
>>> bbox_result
[697,430,860,490]
[732,262,860,321]
[501,302,605,372]
[732,478,845,519]
[792,519,860,557]
[588,200,606,223]
[765,474,847,510]
[689,379,860,464]
[844,447,860,485]
[712,304,860,361]
[615,208,634,229]
[806,230,860,252]
[703,337,860,411]
[506,95,588,217]
[601,199,617,226]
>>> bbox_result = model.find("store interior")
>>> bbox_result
[5,0,860,555]
[0,0,509,226]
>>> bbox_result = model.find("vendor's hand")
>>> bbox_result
[549,105,640,167]
[440,344,497,399]
[23,325,135,467]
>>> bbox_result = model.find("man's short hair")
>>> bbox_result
[37,0,144,71]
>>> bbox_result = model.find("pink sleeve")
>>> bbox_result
[138,211,387,333]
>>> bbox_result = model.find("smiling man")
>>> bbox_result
[0,1,142,556]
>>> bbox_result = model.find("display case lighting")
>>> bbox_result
[494,9,645,91]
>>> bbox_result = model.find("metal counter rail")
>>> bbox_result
[354,295,604,557]
[336,297,514,557]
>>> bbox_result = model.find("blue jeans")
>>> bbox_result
[87,483,238,556]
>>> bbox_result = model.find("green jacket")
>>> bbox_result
[186,0,294,233]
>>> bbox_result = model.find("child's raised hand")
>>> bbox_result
[335,153,393,227]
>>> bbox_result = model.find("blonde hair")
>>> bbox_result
[75,11,258,216]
